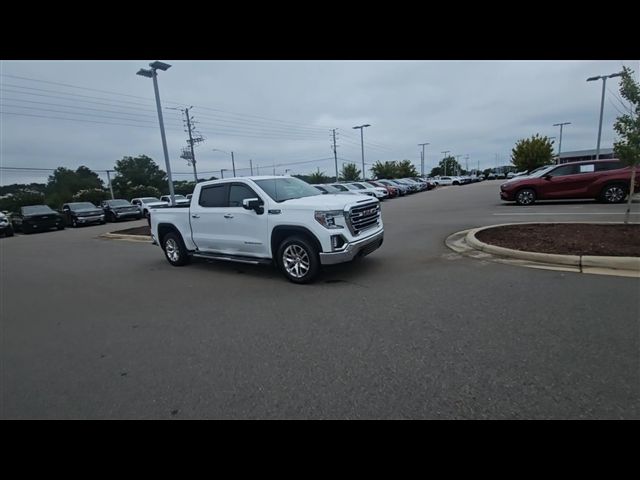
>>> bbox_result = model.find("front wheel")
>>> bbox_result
[277,236,320,284]
[163,232,190,266]
[600,184,627,204]
[515,188,536,206]
[5,226,14,237]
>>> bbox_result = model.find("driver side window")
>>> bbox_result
[229,184,260,207]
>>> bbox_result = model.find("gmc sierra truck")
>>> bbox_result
[150,176,384,283]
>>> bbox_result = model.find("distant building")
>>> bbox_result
[556,148,615,164]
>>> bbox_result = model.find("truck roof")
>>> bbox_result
[198,175,291,187]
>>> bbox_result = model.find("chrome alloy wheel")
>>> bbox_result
[283,244,310,279]
[604,185,625,203]
[165,238,180,262]
[517,189,535,205]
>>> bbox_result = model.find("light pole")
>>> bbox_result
[587,71,624,160]
[418,142,429,177]
[552,122,571,164]
[137,61,175,205]
[441,150,450,176]
[353,124,371,180]
[213,149,236,177]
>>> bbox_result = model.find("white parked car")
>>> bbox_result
[160,194,191,206]
[346,182,389,199]
[131,197,169,218]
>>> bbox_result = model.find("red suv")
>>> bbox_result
[499,159,639,205]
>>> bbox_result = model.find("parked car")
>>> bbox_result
[160,194,191,206]
[61,202,105,227]
[434,176,461,186]
[499,159,640,205]
[378,179,409,195]
[101,199,143,222]
[0,211,14,237]
[366,181,398,197]
[346,182,388,200]
[131,197,169,218]
[11,205,65,234]
[150,176,383,284]
[312,184,360,196]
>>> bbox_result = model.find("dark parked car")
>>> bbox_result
[101,199,143,222]
[0,211,15,237]
[500,159,640,205]
[61,202,105,227]
[11,205,65,234]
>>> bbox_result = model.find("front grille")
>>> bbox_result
[347,202,380,235]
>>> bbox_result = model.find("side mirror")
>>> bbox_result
[242,197,264,214]
[543,174,552,180]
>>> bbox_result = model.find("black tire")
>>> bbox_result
[276,235,320,284]
[22,225,31,234]
[600,183,627,204]
[57,225,65,230]
[5,226,14,237]
[515,188,536,206]
[162,231,190,266]
[107,212,116,222]
[72,218,78,228]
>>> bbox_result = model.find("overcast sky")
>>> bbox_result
[1,59,638,186]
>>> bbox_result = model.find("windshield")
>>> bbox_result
[331,184,349,191]
[350,183,367,190]
[68,202,97,210]
[254,177,321,202]
[321,185,341,193]
[22,205,55,215]
[107,200,130,206]
[142,197,161,203]
[528,165,556,178]
[174,195,187,200]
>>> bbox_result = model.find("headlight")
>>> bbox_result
[314,210,344,229]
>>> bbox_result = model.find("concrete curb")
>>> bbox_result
[465,222,640,273]
[100,232,152,242]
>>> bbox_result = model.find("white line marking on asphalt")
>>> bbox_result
[493,212,640,215]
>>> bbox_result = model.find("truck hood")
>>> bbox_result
[278,194,375,210]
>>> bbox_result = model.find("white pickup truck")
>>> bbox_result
[150,176,384,283]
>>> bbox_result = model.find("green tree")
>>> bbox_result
[307,168,331,184]
[613,67,640,223]
[396,160,419,178]
[112,155,167,198]
[128,185,162,199]
[340,163,361,181]
[72,188,110,205]
[438,156,462,176]
[371,161,398,179]
[45,166,104,207]
[0,191,46,213]
[510,134,554,172]
[173,181,197,196]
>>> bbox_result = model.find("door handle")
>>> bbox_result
[191,214,200,219]
[224,214,234,219]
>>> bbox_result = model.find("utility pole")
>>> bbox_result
[418,142,429,177]
[353,124,371,181]
[332,129,339,182]
[465,154,469,173]
[105,170,115,199]
[250,159,253,176]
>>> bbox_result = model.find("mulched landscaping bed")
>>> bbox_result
[111,225,151,236]
[476,223,640,257]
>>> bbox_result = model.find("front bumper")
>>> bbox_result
[319,229,384,265]
[114,211,141,218]
[500,190,513,200]
[76,215,104,224]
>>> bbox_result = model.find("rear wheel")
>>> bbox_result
[600,184,627,203]
[515,188,536,205]
[5,226,14,237]
[162,232,190,266]
[277,235,320,284]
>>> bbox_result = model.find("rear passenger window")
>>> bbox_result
[199,184,229,207]
[579,164,595,173]
[229,184,259,207]
[595,161,623,171]
[551,164,579,176]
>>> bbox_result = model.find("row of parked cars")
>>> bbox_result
[0,197,153,236]
[312,178,435,200]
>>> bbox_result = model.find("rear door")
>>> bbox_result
[541,163,596,199]
[189,183,229,252]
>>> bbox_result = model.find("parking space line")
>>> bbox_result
[493,212,640,215]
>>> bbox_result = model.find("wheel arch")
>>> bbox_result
[270,226,323,260]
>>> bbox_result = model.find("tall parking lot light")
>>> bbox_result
[418,142,429,177]
[553,122,571,164]
[137,61,175,206]
[587,71,624,160]
[353,124,371,180]
[441,150,450,176]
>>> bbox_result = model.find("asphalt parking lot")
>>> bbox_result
[2,181,639,419]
